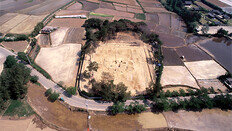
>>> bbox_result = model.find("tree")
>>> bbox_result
[48,91,60,102]
[4,55,17,68]
[17,52,30,64]
[201,25,209,34]
[108,102,125,115]
[216,28,228,37]
[45,88,52,97]
[0,63,31,99]
[30,75,38,83]
[87,61,98,72]
[66,87,76,96]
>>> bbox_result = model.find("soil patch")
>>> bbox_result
[184,60,227,80]
[105,0,139,6]
[159,33,185,47]
[138,112,167,129]
[27,83,88,130]
[81,1,99,11]
[38,34,50,46]
[0,13,18,25]
[55,10,89,15]
[206,0,230,7]
[9,15,46,34]
[146,13,159,23]
[161,66,199,88]
[114,5,127,11]
[99,1,115,9]
[66,2,82,10]
[48,18,86,27]
[2,41,28,53]
[162,47,184,66]
[35,44,81,87]
[50,27,69,47]
[175,44,212,62]
[94,8,134,18]
[143,7,170,13]
[163,109,232,131]
[64,27,85,44]
[198,79,228,93]
[155,25,171,34]
[90,114,142,130]
[127,7,143,13]
[158,13,171,27]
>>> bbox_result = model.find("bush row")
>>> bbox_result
[153,93,232,112]
[108,101,147,115]
[2,34,28,42]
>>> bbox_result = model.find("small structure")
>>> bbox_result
[40,26,57,34]
[55,15,87,19]
[184,1,193,8]
[208,12,215,18]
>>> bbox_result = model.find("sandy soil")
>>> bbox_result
[90,114,142,130]
[50,27,69,47]
[66,2,82,10]
[27,83,88,130]
[138,112,167,129]
[0,13,18,25]
[0,14,29,33]
[48,18,86,27]
[35,44,81,87]
[9,15,46,34]
[184,60,227,80]
[163,109,232,131]
[81,34,154,95]
[94,8,135,18]
[2,41,28,53]
[0,117,55,131]
[161,66,199,88]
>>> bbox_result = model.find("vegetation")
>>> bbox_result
[91,80,131,102]
[215,28,229,37]
[48,91,60,102]
[30,75,39,83]
[18,52,30,64]
[3,99,34,117]
[87,61,98,71]
[66,86,76,96]
[30,62,51,79]
[89,12,114,17]
[3,34,28,41]
[108,101,147,115]
[4,56,17,68]
[135,13,146,20]
[30,22,44,37]
[45,88,52,97]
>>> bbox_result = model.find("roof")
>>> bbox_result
[185,1,192,5]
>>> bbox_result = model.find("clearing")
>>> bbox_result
[35,44,81,87]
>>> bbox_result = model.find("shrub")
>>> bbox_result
[82,70,91,79]
[17,52,30,64]
[108,102,125,115]
[179,89,186,97]
[48,91,60,102]
[87,61,98,71]
[125,101,146,114]
[45,88,52,97]
[31,63,51,79]
[4,34,28,41]
[30,22,44,37]
[30,75,38,83]
[66,87,76,96]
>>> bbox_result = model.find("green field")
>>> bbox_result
[89,12,114,17]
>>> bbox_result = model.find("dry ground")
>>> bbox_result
[105,0,139,6]
[66,2,82,10]
[0,116,55,131]
[94,8,135,18]
[50,27,69,47]
[48,18,86,27]
[81,34,154,95]
[206,0,231,7]
[163,109,232,131]
[63,27,85,44]
[161,66,199,88]
[0,13,18,25]
[35,44,81,87]
[37,34,50,46]
[9,15,46,34]
[27,83,88,130]
[184,60,227,80]
[2,41,28,53]
[55,10,89,16]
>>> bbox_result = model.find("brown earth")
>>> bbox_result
[94,8,135,18]
[37,34,50,46]
[66,2,82,10]
[146,13,159,23]
[2,41,28,53]
[64,27,85,44]
[55,10,89,16]
[158,33,185,47]
[143,6,170,13]
[155,25,171,34]
[206,0,230,7]
[127,7,143,13]
[162,47,184,66]
[27,83,88,131]
[0,13,18,25]
[139,0,160,4]
[87,0,100,3]
[50,27,69,47]
[158,13,171,27]
[114,5,127,11]
[48,18,86,27]
[81,1,99,11]
[99,1,115,9]
[106,0,139,6]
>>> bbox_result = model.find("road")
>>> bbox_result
[0,47,149,111]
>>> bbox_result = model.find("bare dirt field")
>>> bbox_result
[55,10,89,16]
[27,83,88,130]
[35,44,81,87]
[138,112,167,129]
[162,48,184,66]
[66,2,82,10]
[198,79,228,92]
[114,5,127,11]
[127,7,143,13]
[144,7,170,13]
[0,13,18,25]
[0,116,55,131]
[9,15,46,34]
[99,1,115,9]
[81,34,154,95]
[87,0,100,3]
[158,13,171,27]
[50,27,69,47]
[38,34,50,46]
[139,0,160,4]
[155,25,171,34]
[81,1,99,11]
[175,44,212,62]
[158,33,185,47]
[2,41,28,53]
[146,13,159,24]
[184,60,227,80]
[161,66,199,88]
[94,8,135,18]
[64,27,85,44]
[207,0,230,7]
[170,14,182,30]
[163,109,232,131]
[48,18,86,27]
[0,14,29,33]
[106,0,139,6]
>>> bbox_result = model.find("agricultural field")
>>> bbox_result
[50,27,69,47]
[35,44,81,87]
[81,34,154,95]
[1,41,28,53]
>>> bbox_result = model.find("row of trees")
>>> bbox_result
[0,56,31,109]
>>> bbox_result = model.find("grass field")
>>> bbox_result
[135,13,146,20]
[89,12,114,17]
[3,99,34,117]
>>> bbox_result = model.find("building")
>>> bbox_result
[55,15,87,19]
